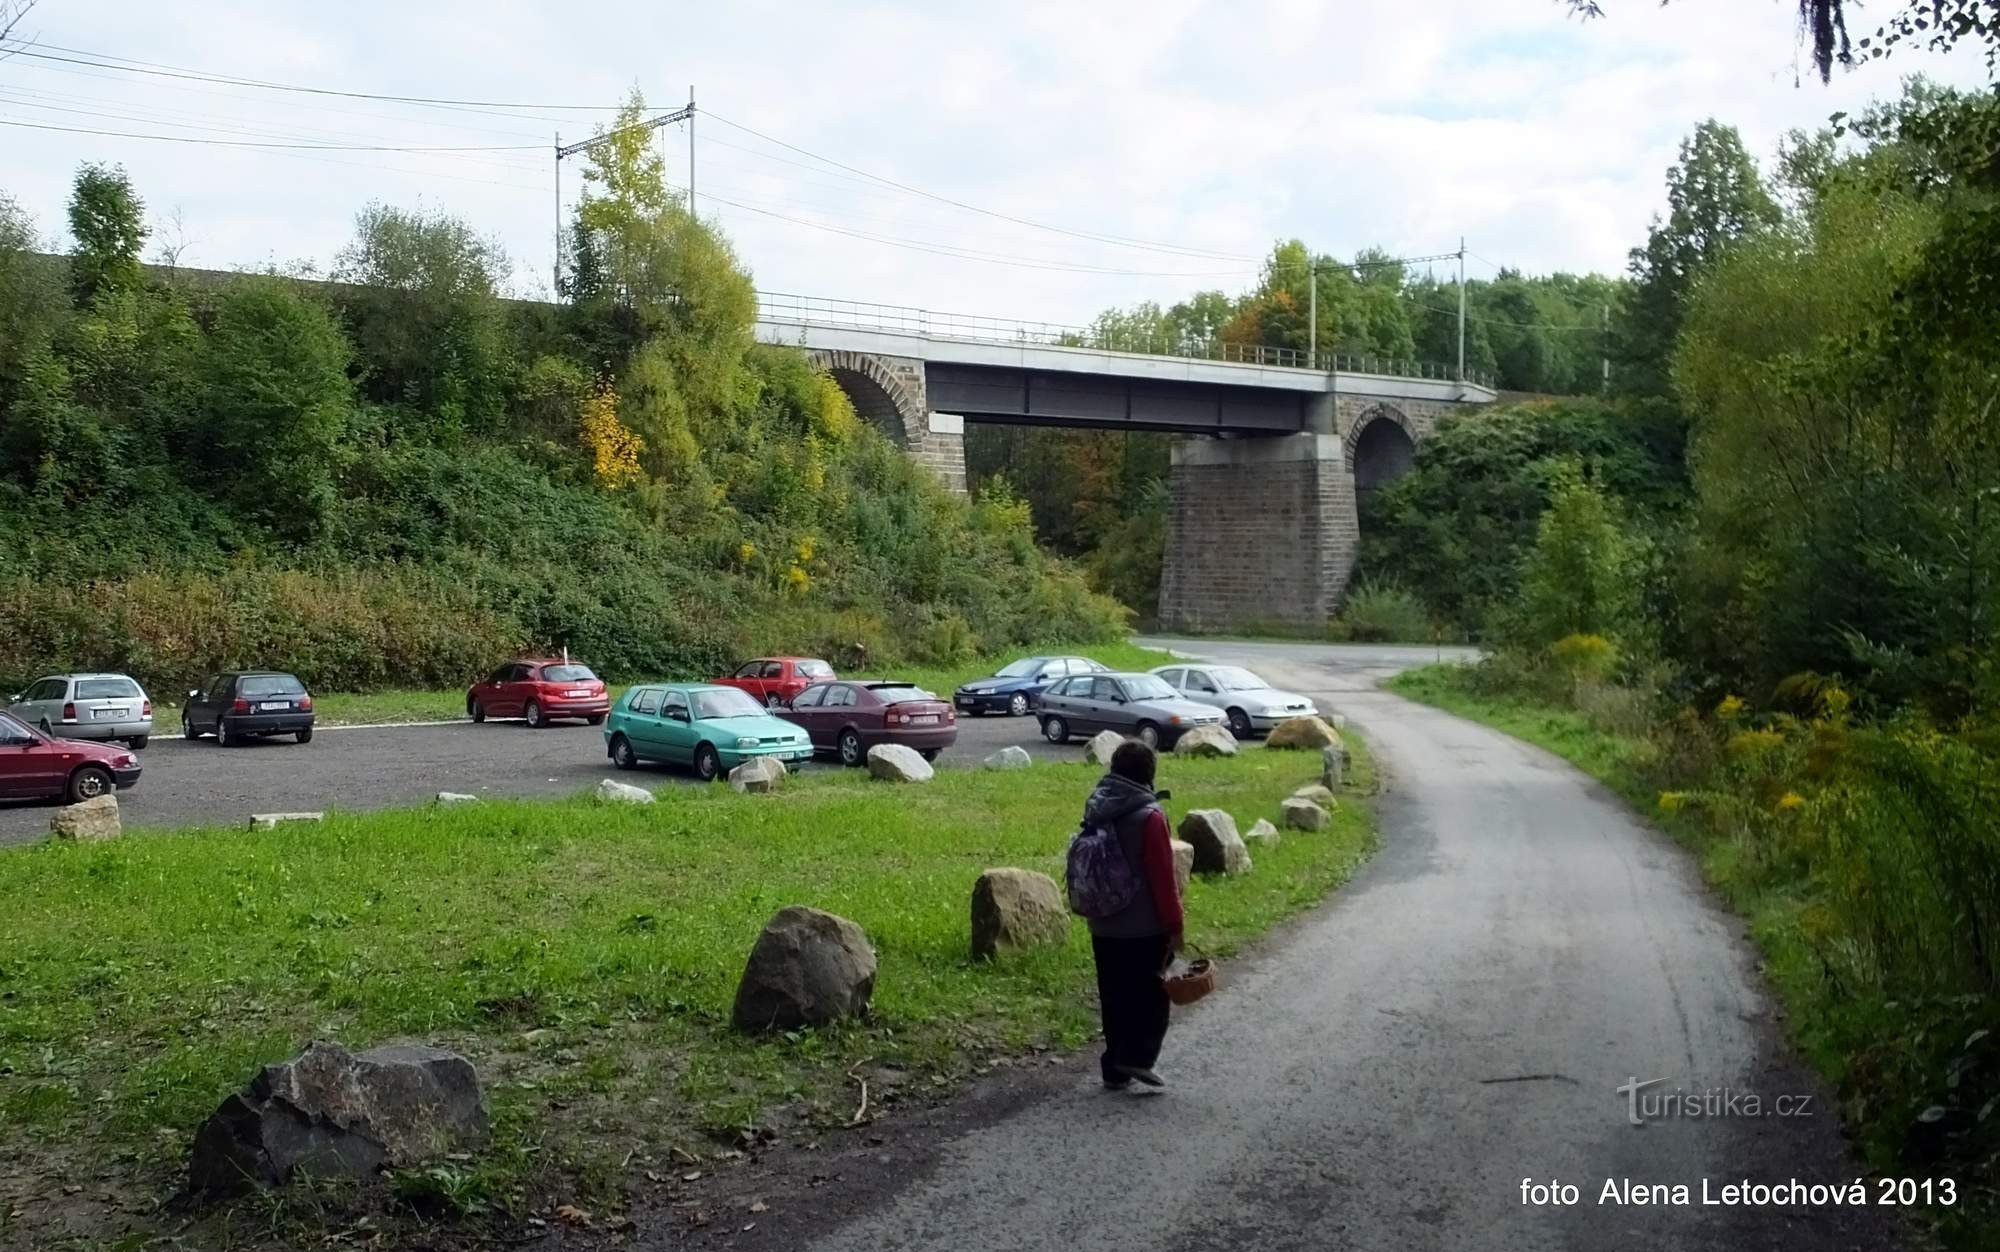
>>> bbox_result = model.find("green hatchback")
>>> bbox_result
[604,683,815,781]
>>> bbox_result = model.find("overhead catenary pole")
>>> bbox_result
[1601,303,1611,392]
[1456,237,1467,384]
[1307,250,1317,369]
[687,84,696,216]
[553,129,562,296]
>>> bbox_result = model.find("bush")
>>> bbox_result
[1329,579,1432,642]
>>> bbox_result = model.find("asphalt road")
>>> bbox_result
[793,640,1895,1252]
[0,702,1097,846]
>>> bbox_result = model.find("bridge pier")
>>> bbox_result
[1158,434,1359,634]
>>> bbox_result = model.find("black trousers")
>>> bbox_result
[1091,933,1173,1082]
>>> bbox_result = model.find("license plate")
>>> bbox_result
[259,701,290,712]
[910,714,939,725]
[955,697,974,706]
[94,707,129,719]
[566,689,590,698]
[790,750,812,761]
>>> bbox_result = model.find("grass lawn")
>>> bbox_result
[308,640,1178,726]
[0,731,1372,1246]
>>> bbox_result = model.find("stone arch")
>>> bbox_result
[1346,403,1419,493]
[808,349,926,447]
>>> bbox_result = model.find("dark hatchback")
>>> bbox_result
[952,655,1107,717]
[182,671,316,746]
[782,680,957,766]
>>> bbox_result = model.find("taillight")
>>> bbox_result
[232,698,250,713]
[62,702,76,721]
[298,696,313,711]
[141,700,153,717]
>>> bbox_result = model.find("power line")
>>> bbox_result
[1403,294,1601,332]
[0,116,542,152]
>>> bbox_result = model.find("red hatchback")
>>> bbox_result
[715,657,836,708]
[467,660,610,729]
[781,680,957,767]
[0,710,142,803]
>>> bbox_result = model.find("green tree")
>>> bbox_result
[0,192,63,398]
[66,164,147,306]
[1511,462,1641,646]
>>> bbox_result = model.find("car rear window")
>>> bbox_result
[798,659,834,678]
[240,674,306,697]
[542,664,596,683]
[870,686,936,704]
[75,678,142,699]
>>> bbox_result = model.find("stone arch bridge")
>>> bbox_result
[760,295,1494,632]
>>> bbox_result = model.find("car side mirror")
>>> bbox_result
[188,689,200,700]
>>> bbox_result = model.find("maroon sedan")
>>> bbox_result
[781,681,957,767]
[0,710,142,803]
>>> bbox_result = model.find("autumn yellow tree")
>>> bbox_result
[578,382,644,489]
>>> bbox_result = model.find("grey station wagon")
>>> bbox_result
[6,672,154,749]
[1035,671,1224,750]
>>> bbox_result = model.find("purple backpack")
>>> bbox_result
[1066,819,1142,919]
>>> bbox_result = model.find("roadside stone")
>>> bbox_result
[1178,809,1252,876]
[594,779,655,805]
[729,756,787,794]
[1084,730,1125,766]
[1266,716,1341,751]
[1170,839,1194,895]
[49,794,120,841]
[249,811,324,830]
[1281,797,1330,832]
[1290,783,1338,809]
[1329,713,1348,731]
[732,906,876,1032]
[435,792,478,805]
[981,745,1032,770]
[866,743,933,783]
[1172,724,1238,758]
[970,868,1069,959]
[188,1041,488,1196]
[1244,818,1281,849]
[1322,744,1344,790]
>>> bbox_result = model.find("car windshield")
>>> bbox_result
[871,686,936,704]
[1121,675,1177,701]
[0,711,32,739]
[995,659,1042,678]
[542,664,596,683]
[797,660,834,678]
[1210,667,1269,691]
[76,678,142,699]
[240,674,306,697]
[694,689,766,719]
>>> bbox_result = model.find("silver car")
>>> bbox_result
[6,672,155,748]
[1035,671,1224,750]
[1151,663,1317,738]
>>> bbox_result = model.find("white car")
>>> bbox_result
[6,672,155,749]
[1149,664,1317,738]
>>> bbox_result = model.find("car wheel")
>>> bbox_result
[1135,722,1161,749]
[37,718,52,737]
[524,700,545,730]
[1007,692,1029,717]
[128,736,149,750]
[838,729,864,767]
[216,720,233,748]
[921,748,940,762]
[469,699,486,724]
[693,742,721,781]
[610,733,637,770]
[296,728,313,745]
[182,715,200,741]
[1043,715,1068,744]
[67,765,112,803]
[766,693,783,709]
[1227,707,1252,738]
[586,713,605,726]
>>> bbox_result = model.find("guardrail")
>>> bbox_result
[756,292,1493,387]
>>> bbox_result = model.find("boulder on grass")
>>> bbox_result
[866,743,934,783]
[50,794,120,841]
[188,1041,488,1196]
[970,868,1069,959]
[1173,724,1238,758]
[1266,716,1341,751]
[1178,809,1252,876]
[1290,783,1338,809]
[1084,731,1126,766]
[982,745,1032,770]
[1321,744,1344,790]
[729,756,787,794]
[435,791,479,805]
[1244,818,1281,849]
[733,906,877,1031]
[1170,839,1194,895]
[595,779,655,805]
[1281,797,1330,832]
[250,812,324,830]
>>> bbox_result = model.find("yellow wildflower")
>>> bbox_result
[1715,694,1746,721]
[1776,791,1805,811]
[1657,791,1688,813]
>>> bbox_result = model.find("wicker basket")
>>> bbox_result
[1162,957,1216,1006]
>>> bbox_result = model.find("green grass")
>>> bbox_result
[309,688,488,725]
[1387,663,1650,797]
[0,734,1372,1243]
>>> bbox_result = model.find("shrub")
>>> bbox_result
[1330,579,1432,642]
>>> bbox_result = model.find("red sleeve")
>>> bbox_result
[1139,808,1183,937]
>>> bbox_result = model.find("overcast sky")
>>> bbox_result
[0,0,1988,325]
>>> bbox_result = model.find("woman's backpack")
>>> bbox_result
[1066,819,1142,919]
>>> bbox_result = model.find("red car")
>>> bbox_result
[781,680,957,767]
[0,709,142,803]
[467,659,610,729]
[714,657,836,708]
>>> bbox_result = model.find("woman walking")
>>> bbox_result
[1080,739,1183,1089]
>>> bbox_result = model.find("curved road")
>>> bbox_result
[797,640,1895,1252]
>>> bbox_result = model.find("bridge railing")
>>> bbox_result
[756,292,1494,388]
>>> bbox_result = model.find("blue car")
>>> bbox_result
[952,655,1108,717]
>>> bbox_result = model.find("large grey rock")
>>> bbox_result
[188,1041,488,1196]
[970,868,1069,959]
[1170,839,1194,895]
[982,745,1032,770]
[595,779,654,805]
[1281,797,1330,831]
[866,743,933,783]
[1172,724,1238,758]
[1084,731,1125,766]
[1291,783,1338,809]
[732,906,877,1032]
[1244,818,1281,849]
[1322,744,1344,790]
[1266,716,1342,751]
[249,811,324,831]
[1178,809,1252,876]
[729,756,787,794]
[435,791,479,805]
[50,794,120,841]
